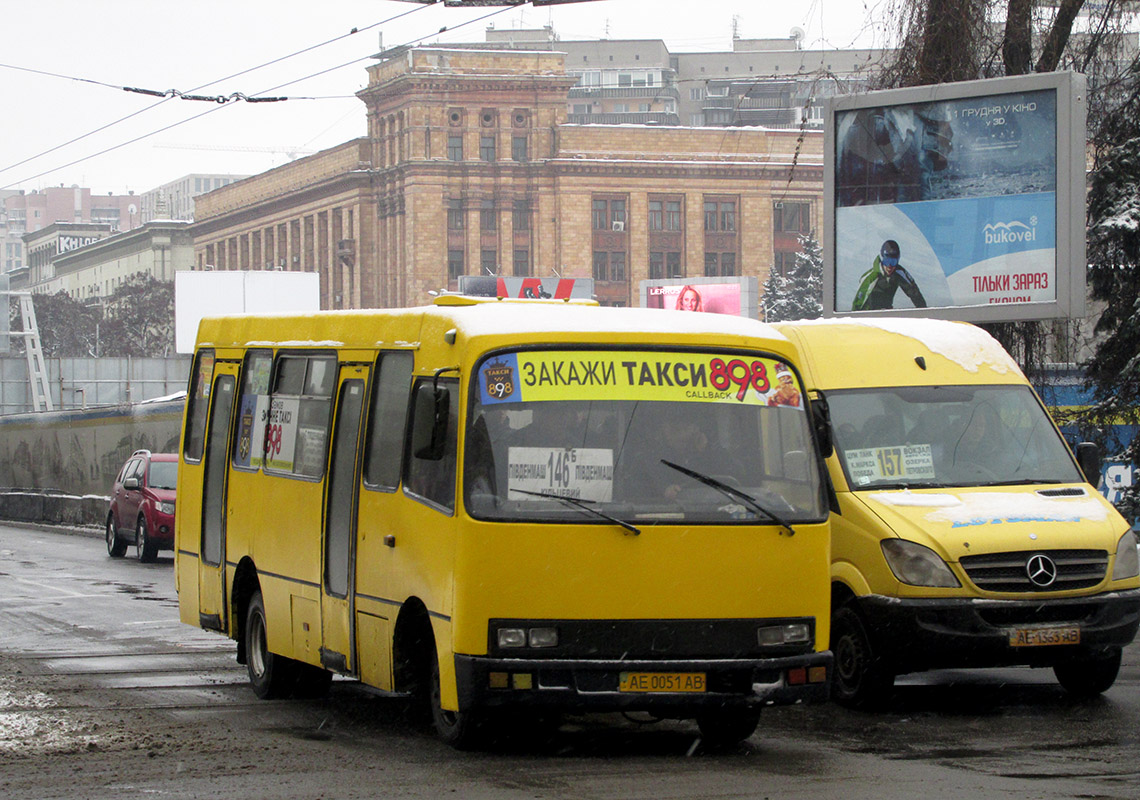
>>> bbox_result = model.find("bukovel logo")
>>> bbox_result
[983,216,1038,245]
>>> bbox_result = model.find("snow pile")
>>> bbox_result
[920,491,1111,525]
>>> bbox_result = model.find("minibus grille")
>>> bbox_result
[960,549,1108,593]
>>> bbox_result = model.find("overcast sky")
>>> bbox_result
[0,0,891,196]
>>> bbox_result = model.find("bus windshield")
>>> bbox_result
[465,348,825,524]
[827,384,1084,490]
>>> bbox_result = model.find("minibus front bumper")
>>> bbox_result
[454,651,833,712]
[857,588,1140,671]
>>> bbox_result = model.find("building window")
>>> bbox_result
[513,248,530,277]
[704,252,737,277]
[572,103,590,115]
[774,250,798,277]
[667,251,682,278]
[512,199,530,231]
[704,200,736,232]
[447,200,464,230]
[512,135,528,162]
[613,103,629,113]
[649,251,664,280]
[774,201,811,233]
[480,200,497,231]
[593,200,608,230]
[447,135,463,161]
[481,249,498,275]
[593,251,627,282]
[648,200,663,232]
[448,249,464,280]
[480,135,496,162]
[665,200,682,231]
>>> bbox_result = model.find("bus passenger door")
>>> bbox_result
[198,370,238,632]
[320,366,368,673]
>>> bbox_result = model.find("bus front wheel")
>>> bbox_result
[245,590,296,699]
[1054,649,1122,697]
[831,605,894,709]
[429,647,484,749]
[696,708,760,747]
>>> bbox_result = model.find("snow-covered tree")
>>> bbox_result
[762,234,823,322]
[1079,58,1140,519]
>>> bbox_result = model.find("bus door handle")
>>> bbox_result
[384,535,396,548]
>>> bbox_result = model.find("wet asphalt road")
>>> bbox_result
[1,521,1138,800]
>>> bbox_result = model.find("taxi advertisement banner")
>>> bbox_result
[478,350,804,409]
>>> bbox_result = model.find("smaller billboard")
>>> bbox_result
[457,276,595,300]
[175,271,320,354]
[639,276,759,319]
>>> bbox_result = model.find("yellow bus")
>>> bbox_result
[175,296,832,748]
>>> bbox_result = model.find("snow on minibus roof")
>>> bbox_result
[444,300,787,341]
[786,317,1020,375]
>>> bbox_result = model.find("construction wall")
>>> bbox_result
[0,399,183,526]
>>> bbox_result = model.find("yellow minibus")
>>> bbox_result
[775,318,1140,707]
[175,297,832,748]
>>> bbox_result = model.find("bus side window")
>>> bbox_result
[363,351,413,491]
[403,378,458,512]
[184,349,215,462]
[231,349,273,471]
[263,353,336,480]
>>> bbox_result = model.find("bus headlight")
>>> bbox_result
[497,627,559,648]
[1113,532,1140,580]
[881,539,960,588]
[757,623,811,646]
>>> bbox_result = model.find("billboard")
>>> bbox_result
[639,276,759,318]
[175,271,320,354]
[457,275,595,300]
[824,72,1086,322]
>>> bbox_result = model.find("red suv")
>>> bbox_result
[106,450,178,562]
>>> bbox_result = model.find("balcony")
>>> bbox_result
[568,86,681,101]
[568,112,681,126]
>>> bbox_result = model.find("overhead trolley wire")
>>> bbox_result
[0,0,437,187]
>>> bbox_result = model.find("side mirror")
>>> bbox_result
[412,383,450,461]
[1074,442,1102,487]
[123,476,140,490]
[809,394,834,459]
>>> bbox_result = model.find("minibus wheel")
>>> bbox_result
[245,590,297,699]
[1053,649,1122,697]
[429,644,484,749]
[831,606,894,708]
[696,708,760,747]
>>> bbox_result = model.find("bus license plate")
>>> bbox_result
[1008,626,1080,647]
[618,672,706,693]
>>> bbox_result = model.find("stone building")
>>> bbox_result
[189,46,823,311]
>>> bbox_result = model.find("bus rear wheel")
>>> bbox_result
[245,590,296,699]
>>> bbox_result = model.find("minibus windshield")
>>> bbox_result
[465,348,826,524]
[826,384,1083,490]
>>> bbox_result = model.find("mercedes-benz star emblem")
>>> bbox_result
[1026,554,1058,587]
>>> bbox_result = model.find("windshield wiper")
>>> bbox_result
[509,488,641,536]
[660,460,796,536]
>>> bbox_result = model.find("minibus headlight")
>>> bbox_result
[757,623,811,646]
[1112,532,1140,580]
[497,628,527,648]
[527,627,559,648]
[496,627,559,648]
[881,539,960,588]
